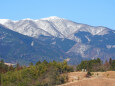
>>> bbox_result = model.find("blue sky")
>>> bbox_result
[0,0,115,29]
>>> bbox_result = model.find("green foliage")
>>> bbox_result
[0,60,73,86]
[29,62,33,66]
[76,58,102,72]
[109,58,112,65]
[110,60,115,70]
[36,61,41,65]
[86,71,91,78]
[0,73,1,84]
[76,58,115,72]
[0,59,9,73]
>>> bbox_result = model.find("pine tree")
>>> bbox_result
[109,58,112,65]
[16,63,20,70]
[36,61,41,65]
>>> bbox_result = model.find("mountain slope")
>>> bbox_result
[67,31,115,61]
[0,24,71,65]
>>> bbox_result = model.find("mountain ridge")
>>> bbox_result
[0,16,111,40]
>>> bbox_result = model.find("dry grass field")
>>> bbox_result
[58,71,115,86]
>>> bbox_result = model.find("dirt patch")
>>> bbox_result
[62,78,115,86]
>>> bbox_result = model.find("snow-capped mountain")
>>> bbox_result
[0,16,110,41]
[0,16,115,65]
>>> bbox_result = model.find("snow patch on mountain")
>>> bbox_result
[106,45,115,49]
[31,41,34,46]
[40,16,64,20]
[85,36,90,42]
[67,43,90,57]
[0,19,10,24]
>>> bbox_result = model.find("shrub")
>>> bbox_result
[86,71,91,78]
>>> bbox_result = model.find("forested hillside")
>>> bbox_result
[0,60,73,86]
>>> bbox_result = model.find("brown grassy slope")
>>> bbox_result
[58,71,115,86]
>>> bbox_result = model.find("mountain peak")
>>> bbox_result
[40,16,64,20]
[0,19,10,24]
[22,18,33,20]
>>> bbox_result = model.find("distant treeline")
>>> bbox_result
[76,58,115,72]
